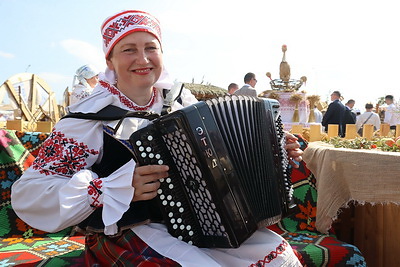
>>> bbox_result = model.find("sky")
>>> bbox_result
[1,0,399,111]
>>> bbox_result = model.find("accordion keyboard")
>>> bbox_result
[131,126,228,246]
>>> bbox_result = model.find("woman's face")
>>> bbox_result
[106,31,163,96]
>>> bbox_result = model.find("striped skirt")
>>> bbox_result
[84,229,180,266]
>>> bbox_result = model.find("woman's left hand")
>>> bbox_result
[285,132,303,168]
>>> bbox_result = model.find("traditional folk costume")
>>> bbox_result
[11,10,301,267]
[70,64,99,105]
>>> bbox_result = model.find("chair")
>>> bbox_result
[267,135,367,267]
[0,130,85,266]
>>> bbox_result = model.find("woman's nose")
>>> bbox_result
[136,50,149,64]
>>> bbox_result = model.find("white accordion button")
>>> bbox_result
[141,152,146,158]
[148,135,153,141]
[136,140,142,146]
[146,147,151,152]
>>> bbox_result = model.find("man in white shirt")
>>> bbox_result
[384,95,400,129]
[356,103,381,132]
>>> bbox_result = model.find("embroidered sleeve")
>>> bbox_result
[11,118,104,232]
[32,131,100,177]
[88,178,104,208]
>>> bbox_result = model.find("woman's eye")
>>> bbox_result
[123,48,136,53]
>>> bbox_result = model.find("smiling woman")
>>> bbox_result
[11,9,302,266]
[106,32,163,104]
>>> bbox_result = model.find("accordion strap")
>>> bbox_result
[161,83,184,115]
[62,105,160,133]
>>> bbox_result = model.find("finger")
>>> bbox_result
[293,156,303,162]
[288,149,303,160]
[285,132,298,142]
[135,165,169,175]
[133,181,161,201]
[133,171,169,185]
[285,142,301,150]
[141,180,161,193]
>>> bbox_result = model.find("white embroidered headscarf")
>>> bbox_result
[99,10,172,89]
[72,64,99,89]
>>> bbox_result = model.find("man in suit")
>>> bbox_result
[234,72,258,97]
[322,91,346,136]
[342,99,357,136]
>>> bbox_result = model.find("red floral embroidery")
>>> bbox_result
[249,240,288,266]
[99,80,157,111]
[88,178,103,208]
[102,13,161,48]
[33,131,99,177]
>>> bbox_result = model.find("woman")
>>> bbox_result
[12,10,302,266]
[70,64,99,105]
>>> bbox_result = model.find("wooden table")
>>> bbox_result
[303,142,400,266]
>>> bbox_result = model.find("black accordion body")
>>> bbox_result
[129,95,293,248]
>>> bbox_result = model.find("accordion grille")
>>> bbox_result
[206,96,283,226]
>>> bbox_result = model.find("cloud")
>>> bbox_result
[39,72,70,85]
[37,72,71,102]
[0,51,14,59]
[60,39,106,71]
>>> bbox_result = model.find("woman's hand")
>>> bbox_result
[285,132,303,168]
[132,165,169,202]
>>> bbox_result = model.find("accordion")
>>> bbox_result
[129,95,294,248]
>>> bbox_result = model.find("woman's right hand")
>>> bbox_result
[132,165,169,202]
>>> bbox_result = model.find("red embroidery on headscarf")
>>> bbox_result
[32,131,99,177]
[103,13,161,48]
[99,80,157,111]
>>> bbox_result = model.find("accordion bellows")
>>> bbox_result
[129,95,293,248]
